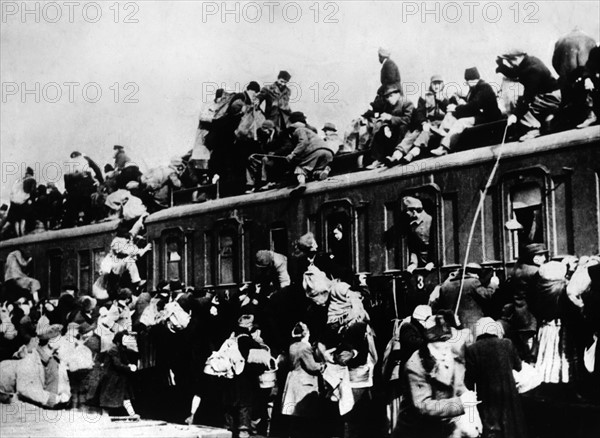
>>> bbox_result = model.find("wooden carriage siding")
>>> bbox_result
[1,126,599,302]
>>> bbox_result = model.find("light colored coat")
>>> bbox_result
[281,341,323,417]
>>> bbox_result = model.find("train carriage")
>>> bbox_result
[2,126,598,318]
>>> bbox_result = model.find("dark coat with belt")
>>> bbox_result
[454,80,503,124]
[98,344,134,408]
[497,55,559,116]
[381,58,401,88]
[465,335,527,438]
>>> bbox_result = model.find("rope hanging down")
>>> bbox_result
[454,119,514,316]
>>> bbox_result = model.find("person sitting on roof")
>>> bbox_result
[388,75,448,165]
[245,120,294,193]
[430,67,503,156]
[113,145,143,190]
[139,156,184,211]
[365,84,414,169]
[286,111,335,186]
[495,49,561,141]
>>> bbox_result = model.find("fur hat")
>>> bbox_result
[247,81,260,93]
[277,70,291,82]
[464,67,481,81]
[382,84,401,96]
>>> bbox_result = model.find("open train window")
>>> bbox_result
[47,249,63,298]
[507,182,545,259]
[165,235,183,281]
[398,189,439,270]
[270,222,288,256]
[319,200,355,271]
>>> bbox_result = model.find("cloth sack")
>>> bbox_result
[512,362,543,394]
[235,106,266,140]
[204,333,245,378]
[584,335,597,373]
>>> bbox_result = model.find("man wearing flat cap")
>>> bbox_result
[256,70,293,132]
[366,84,414,169]
[389,75,449,164]
[401,196,434,273]
[496,49,561,141]
[430,67,502,156]
[286,111,334,184]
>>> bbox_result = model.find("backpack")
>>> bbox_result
[381,318,408,382]
[204,333,246,378]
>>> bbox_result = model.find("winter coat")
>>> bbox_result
[453,79,503,124]
[433,273,495,333]
[97,344,134,408]
[287,126,330,164]
[256,83,291,130]
[381,58,401,89]
[281,340,323,417]
[465,335,527,438]
[0,347,69,408]
[397,343,467,438]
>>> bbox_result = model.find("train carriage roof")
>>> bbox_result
[1,126,598,248]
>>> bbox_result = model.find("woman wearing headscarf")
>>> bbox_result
[465,317,527,438]
[396,314,478,438]
[281,322,326,438]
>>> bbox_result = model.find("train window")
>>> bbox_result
[218,228,237,285]
[48,249,63,298]
[326,214,352,271]
[78,250,91,295]
[270,222,288,255]
[319,200,355,272]
[166,236,183,281]
[509,182,545,258]
[398,191,438,270]
[204,231,214,286]
[93,248,106,282]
